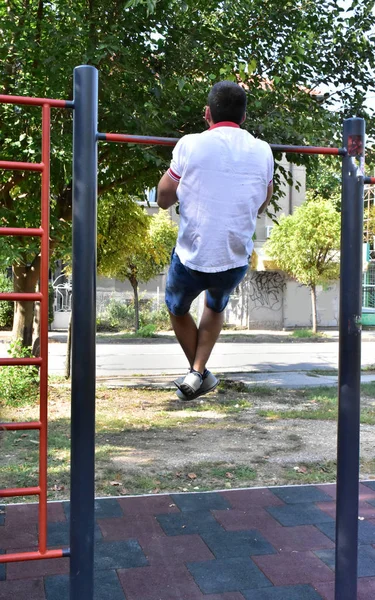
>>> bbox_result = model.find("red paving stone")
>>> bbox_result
[137,532,215,564]
[259,525,335,553]
[118,495,180,515]
[0,577,45,600]
[4,503,66,527]
[314,578,375,600]
[253,551,335,586]
[0,524,38,550]
[98,514,165,540]
[317,499,375,519]
[118,563,206,600]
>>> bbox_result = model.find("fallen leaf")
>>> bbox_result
[225,472,234,479]
[187,473,197,480]
[110,481,121,486]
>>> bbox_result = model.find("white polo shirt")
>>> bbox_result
[168,122,274,273]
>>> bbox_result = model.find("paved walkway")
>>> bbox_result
[1,482,375,600]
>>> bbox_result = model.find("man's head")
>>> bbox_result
[206,81,247,125]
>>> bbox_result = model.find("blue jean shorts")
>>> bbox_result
[165,249,248,316]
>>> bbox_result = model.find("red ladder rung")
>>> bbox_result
[0,160,44,172]
[0,357,42,366]
[0,292,43,301]
[0,421,41,431]
[0,227,44,237]
[0,549,66,564]
[0,486,40,498]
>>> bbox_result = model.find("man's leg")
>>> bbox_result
[168,311,198,367]
[192,300,224,374]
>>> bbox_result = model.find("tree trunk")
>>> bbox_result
[32,286,41,356]
[12,258,41,347]
[129,274,140,331]
[65,311,72,379]
[310,284,317,334]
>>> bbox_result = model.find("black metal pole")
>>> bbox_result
[335,117,365,600]
[70,65,98,600]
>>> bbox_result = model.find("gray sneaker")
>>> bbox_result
[174,370,219,401]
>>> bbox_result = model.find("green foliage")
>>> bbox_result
[97,299,171,332]
[0,340,39,406]
[136,323,157,337]
[0,272,13,329]
[265,195,341,287]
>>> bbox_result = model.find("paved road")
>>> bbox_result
[43,339,375,377]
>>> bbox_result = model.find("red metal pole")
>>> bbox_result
[38,103,51,555]
[0,549,65,564]
[0,227,44,236]
[0,292,43,301]
[0,93,73,108]
[1,421,41,431]
[0,486,41,497]
[0,161,44,171]
[0,357,42,366]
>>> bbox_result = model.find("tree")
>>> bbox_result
[1,0,374,345]
[265,196,341,332]
[114,210,177,331]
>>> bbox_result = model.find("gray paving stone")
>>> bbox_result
[171,492,231,512]
[201,529,276,558]
[317,520,375,544]
[45,570,127,600]
[267,504,334,527]
[0,551,5,582]
[242,584,324,599]
[63,498,124,520]
[94,539,148,570]
[187,557,272,594]
[271,486,332,504]
[156,511,224,536]
[43,521,102,546]
[315,545,375,577]
[362,481,375,491]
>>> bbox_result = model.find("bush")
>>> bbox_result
[0,272,14,329]
[106,299,135,330]
[137,323,157,337]
[140,303,172,331]
[0,340,39,406]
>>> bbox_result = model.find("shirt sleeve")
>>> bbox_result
[167,137,185,182]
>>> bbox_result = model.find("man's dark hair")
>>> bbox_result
[207,81,247,125]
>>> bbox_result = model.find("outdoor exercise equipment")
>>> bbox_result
[0,64,374,600]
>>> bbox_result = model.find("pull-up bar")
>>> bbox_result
[68,65,369,600]
[97,130,347,156]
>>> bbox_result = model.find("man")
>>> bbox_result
[157,80,274,400]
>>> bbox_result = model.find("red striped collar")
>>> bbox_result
[209,121,240,130]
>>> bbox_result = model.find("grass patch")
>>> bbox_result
[257,383,375,423]
[291,329,325,339]
[282,461,337,484]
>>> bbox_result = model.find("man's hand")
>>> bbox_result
[258,182,273,215]
[157,171,179,209]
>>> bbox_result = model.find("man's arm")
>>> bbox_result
[157,171,179,209]
[258,182,273,215]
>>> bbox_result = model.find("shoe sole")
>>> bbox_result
[174,379,220,401]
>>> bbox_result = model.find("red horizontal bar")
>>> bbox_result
[0,549,65,564]
[97,132,177,146]
[97,132,346,156]
[0,94,73,108]
[0,160,44,172]
[0,292,43,301]
[270,145,344,155]
[365,177,375,184]
[0,486,40,498]
[0,227,43,236]
[0,421,41,431]
[0,357,42,366]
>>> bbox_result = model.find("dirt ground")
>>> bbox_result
[2,382,375,499]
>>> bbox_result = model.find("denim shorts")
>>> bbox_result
[165,249,248,316]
